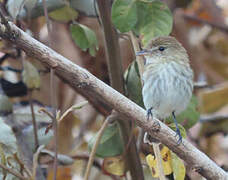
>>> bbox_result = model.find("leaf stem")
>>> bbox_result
[28,91,39,150]
[129,31,144,75]
[153,144,166,180]
[42,1,58,180]
[84,115,112,180]
[32,145,45,179]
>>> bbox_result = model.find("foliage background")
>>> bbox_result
[0,0,228,179]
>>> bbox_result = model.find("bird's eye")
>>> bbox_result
[158,46,165,51]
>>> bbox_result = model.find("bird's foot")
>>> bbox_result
[147,107,153,121]
[172,111,183,145]
[175,127,182,145]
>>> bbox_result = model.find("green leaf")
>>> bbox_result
[171,151,186,180]
[166,95,200,129]
[111,0,173,47]
[124,60,144,108]
[22,60,41,89]
[88,123,124,158]
[70,23,99,56]
[134,0,173,47]
[111,0,137,32]
[49,5,78,23]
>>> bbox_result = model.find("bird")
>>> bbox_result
[136,36,194,144]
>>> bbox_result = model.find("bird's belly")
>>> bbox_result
[154,89,189,118]
[142,67,192,119]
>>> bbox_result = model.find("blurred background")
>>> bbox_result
[1,0,228,179]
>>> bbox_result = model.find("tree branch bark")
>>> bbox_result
[0,20,227,180]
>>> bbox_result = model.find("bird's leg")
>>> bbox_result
[172,111,182,144]
[144,107,159,144]
[147,107,153,121]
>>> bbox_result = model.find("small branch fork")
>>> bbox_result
[0,11,227,180]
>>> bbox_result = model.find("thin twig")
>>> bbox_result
[200,114,228,123]
[42,1,57,179]
[129,31,145,152]
[32,145,45,179]
[84,116,112,180]
[41,149,74,165]
[38,108,55,120]
[129,31,144,75]
[51,104,58,180]
[42,0,52,42]
[122,118,135,157]
[153,144,165,180]
[28,91,39,150]
[194,81,209,89]
[0,163,28,180]
[13,154,32,178]
[58,101,88,123]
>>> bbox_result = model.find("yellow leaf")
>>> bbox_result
[146,146,172,177]
[103,156,126,176]
[171,151,186,180]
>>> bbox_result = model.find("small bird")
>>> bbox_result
[136,36,193,144]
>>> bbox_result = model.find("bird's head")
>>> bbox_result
[136,36,189,65]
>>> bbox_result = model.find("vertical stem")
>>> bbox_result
[153,144,166,180]
[129,31,145,151]
[42,0,58,179]
[50,69,58,180]
[84,116,112,180]
[42,0,52,42]
[129,31,144,75]
[28,91,39,150]
[97,0,144,179]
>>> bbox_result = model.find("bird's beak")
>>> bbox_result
[136,49,150,56]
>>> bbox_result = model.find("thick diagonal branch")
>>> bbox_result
[0,21,227,180]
